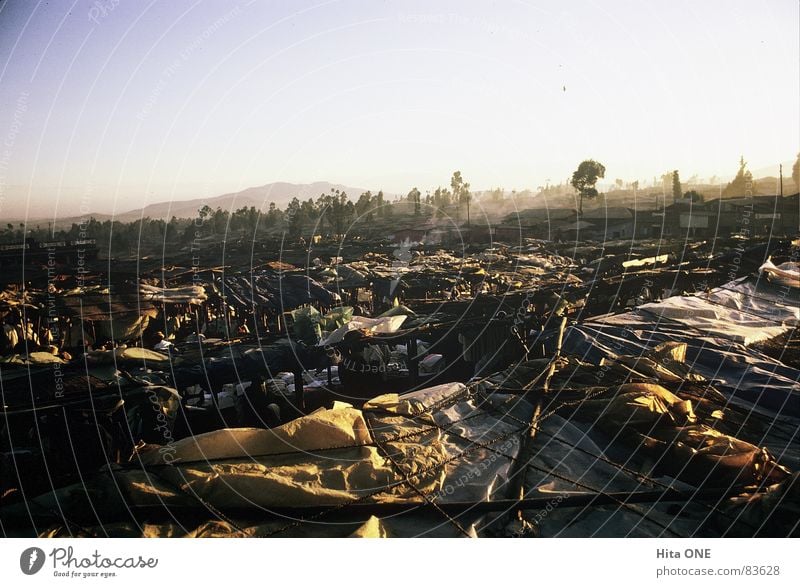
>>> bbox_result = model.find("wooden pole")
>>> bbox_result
[294,370,305,413]
[506,316,568,530]
[408,336,419,385]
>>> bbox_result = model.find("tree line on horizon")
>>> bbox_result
[0,170,476,254]
[3,154,797,254]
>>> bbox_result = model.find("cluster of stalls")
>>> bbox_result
[0,235,798,537]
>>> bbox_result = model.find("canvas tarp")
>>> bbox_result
[319,315,407,346]
[139,283,208,305]
[9,374,795,537]
[759,259,799,288]
[15,383,528,536]
[559,273,800,422]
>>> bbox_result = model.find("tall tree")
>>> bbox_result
[433,186,453,208]
[672,170,682,202]
[355,191,372,220]
[286,197,302,238]
[375,190,385,217]
[722,156,754,197]
[450,171,471,224]
[265,202,279,227]
[792,153,799,190]
[407,187,421,216]
[571,159,606,216]
[328,189,350,235]
[198,205,213,221]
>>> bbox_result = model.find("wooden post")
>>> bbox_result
[294,370,305,412]
[408,336,419,385]
[505,316,568,533]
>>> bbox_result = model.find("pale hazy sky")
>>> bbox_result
[0,0,797,219]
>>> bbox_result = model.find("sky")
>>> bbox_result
[0,0,797,219]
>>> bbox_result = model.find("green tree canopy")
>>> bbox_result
[571,159,606,215]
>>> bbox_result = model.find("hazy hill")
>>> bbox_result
[25,174,799,231]
[112,181,373,222]
[34,182,378,229]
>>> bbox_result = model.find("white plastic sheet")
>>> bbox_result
[318,315,407,346]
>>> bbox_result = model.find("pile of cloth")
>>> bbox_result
[139,283,208,305]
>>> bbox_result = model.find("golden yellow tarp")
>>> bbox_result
[133,403,446,508]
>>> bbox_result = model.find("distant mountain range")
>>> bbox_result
[39,182,377,228]
[112,181,372,222]
[25,171,800,230]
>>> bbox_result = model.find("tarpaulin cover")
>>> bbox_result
[0,351,66,365]
[140,405,402,507]
[16,382,530,536]
[290,306,322,344]
[560,274,800,421]
[319,315,407,346]
[318,306,354,332]
[759,260,799,288]
[221,273,340,312]
[5,370,796,537]
[139,283,208,305]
